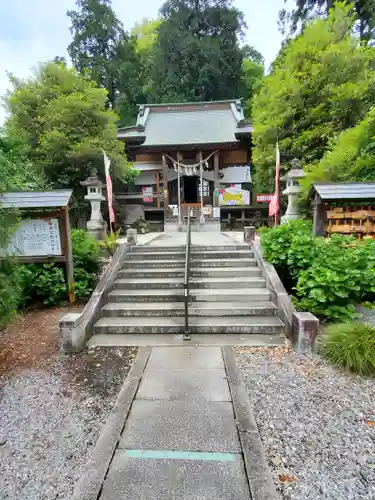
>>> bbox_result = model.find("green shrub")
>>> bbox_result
[99,230,120,257]
[320,322,375,376]
[19,229,101,307]
[0,256,22,327]
[294,236,362,321]
[261,221,375,322]
[260,219,314,272]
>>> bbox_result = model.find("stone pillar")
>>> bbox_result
[81,168,106,240]
[292,312,319,353]
[126,228,138,245]
[244,226,256,243]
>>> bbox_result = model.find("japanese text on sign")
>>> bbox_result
[7,219,62,257]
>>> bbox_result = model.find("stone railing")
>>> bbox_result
[59,242,131,352]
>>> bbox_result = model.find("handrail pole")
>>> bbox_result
[183,209,191,341]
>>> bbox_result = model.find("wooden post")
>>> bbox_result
[313,193,326,236]
[156,171,160,209]
[214,152,219,206]
[64,208,75,304]
[162,155,169,224]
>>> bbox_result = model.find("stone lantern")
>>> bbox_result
[281,159,305,224]
[81,168,106,240]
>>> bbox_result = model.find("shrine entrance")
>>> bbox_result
[183,176,198,204]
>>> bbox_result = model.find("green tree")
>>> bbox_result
[240,46,264,118]
[252,4,375,193]
[67,0,144,124]
[301,106,375,194]
[149,0,245,102]
[132,18,162,58]
[0,132,47,191]
[67,0,125,109]
[279,1,375,43]
[4,62,129,199]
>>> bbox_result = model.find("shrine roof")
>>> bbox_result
[313,182,375,200]
[0,190,73,209]
[117,99,252,147]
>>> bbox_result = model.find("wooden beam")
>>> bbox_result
[64,208,75,304]
[156,172,161,209]
[312,193,326,236]
[214,151,220,207]
[162,155,169,222]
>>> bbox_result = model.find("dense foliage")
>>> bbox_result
[149,0,245,103]
[252,4,375,193]
[66,0,263,123]
[0,132,48,327]
[301,107,375,195]
[68,0,145,122]
[19,229,101,307]
[320,322,375,375]
[279,1,375,43]
[261,220,375,321]
[4,62,130,203]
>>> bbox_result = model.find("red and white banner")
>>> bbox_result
[269,143,281,223]
[103,151,115,224]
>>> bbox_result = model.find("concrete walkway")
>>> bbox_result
[73,347,277,500]
[100,346,250,500]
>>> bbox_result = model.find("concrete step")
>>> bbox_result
[88,333,286,348]
[192,245,251,251]
[93,316,284,335]
[190,277,266,289]
[123,260,186,269]
[113,276,265,290]
[131,245,250,252]
[113,278,183,290]
[117,267,262,279]
[131,246,185,253]
[109,289,184,303]
[190,288,271,302]
[101,301,277,318]
[129,251,186,261]
[191,250,252,260]
[108,288,271,303]
[123,258,258,269]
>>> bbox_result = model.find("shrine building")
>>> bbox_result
[117,99,253,231]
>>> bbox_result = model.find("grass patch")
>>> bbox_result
[320,322,375,376]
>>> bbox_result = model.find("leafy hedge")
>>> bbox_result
[260,220,375,321]
[0,229,101,328]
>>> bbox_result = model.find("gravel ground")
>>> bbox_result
[0,308,137,500]
[236,344,375,500]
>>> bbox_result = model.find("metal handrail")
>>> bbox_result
[183,210,192,340]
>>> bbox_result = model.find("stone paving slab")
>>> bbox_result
[137,369,231,401]
[146,346,224,370]
[118,400,241,452]
[100,451,251,500]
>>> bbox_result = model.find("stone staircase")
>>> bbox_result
[93,244,285,337]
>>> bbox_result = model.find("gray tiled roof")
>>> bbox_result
[313,182,375,200]
[0,190,73,208]
[118,100,252,146]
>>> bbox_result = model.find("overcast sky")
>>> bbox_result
[0,0,289,123]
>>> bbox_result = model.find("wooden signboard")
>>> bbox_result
[0,190,75,302]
